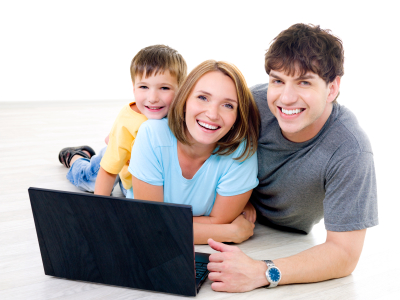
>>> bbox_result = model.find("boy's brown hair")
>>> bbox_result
[168,60,260,161]
[265,23,344,84]
[130,45,187,86]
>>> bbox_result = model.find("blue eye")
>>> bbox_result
[139,85,148,89]
[198,95,207,101]
[161,87,170,90]
[224,103,234,109]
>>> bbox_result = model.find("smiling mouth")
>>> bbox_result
[145,106,164,110]
[279,107,305,115]
[197,120,220,130]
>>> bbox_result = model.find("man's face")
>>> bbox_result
[267,69,339,143]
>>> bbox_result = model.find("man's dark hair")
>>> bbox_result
[265,23,344,84]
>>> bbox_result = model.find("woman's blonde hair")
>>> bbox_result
[168,60,260,161]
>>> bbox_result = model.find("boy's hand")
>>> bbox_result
[105,134,110,145]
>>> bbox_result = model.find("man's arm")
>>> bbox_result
[94,166,117,196]
[207,229,366,292]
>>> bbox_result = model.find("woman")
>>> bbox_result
[128,60,260,244]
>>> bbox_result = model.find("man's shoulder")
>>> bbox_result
[250,83,273,122]
[250,83,268,99]
[331,105,373,154]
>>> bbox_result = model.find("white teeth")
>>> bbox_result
[281,108,302,115]
[197,121,218,130]
[147,106,162,110]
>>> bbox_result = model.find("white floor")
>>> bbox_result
[0,100,398,299]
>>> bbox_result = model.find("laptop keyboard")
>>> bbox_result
[195,262,209,280]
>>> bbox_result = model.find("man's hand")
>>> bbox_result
[207,238,268,292]
[242,201,256,223]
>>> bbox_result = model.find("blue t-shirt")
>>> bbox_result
[127,119,259,216]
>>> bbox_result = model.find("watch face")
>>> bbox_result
[268,267,281,282]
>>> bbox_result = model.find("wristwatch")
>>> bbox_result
[262,260,281,288]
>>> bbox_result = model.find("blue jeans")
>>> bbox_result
[66,146,127,196]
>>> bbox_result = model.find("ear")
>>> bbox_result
[327,76,341,103]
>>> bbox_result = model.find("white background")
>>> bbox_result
[1,1,399,218]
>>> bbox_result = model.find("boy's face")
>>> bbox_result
[267,69,340,143]
[133,71,178,119]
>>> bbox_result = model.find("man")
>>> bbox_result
[207,23,378,292]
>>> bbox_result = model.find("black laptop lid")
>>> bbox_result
[28,187,197,296]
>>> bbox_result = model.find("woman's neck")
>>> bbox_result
[177,141,215,180]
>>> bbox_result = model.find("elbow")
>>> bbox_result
[342,254,360,277]
[335,248,362,278]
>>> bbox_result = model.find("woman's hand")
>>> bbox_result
[242,201,256,223]
[230,214,255,243]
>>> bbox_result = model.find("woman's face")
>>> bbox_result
[185,71,238,148]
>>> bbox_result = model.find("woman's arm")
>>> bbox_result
[193,190,253,224]
[132,176,254,244]
[132,176,163,202]
[192,190,254,244]
[194,214,254,244]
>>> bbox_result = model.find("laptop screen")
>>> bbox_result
[28,187,198,296]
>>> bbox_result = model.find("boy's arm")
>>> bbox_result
[94,166,117,196]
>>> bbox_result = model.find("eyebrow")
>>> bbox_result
[136,80,173,86]
[197,90,237,103]
[297,74,316,80]
[269,71,317,81]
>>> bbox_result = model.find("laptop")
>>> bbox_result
[28,187,210,296]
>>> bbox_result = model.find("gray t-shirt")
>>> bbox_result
[251,83,378,234]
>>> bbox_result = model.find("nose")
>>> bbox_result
[148,89,159,104]
[280,83,298,105]
[205,103,219,120]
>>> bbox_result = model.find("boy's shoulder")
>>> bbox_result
[116,102,147,126]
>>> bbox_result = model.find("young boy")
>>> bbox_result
[59,45,187,197]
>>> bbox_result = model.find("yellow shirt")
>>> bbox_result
[100,102,147,189]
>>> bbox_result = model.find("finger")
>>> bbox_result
[251,212,256,223]
[207,271,223,282]
[211,281,228,292]
[207,261,225,271]
[208,238,237,253]
[208,252,226,263]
